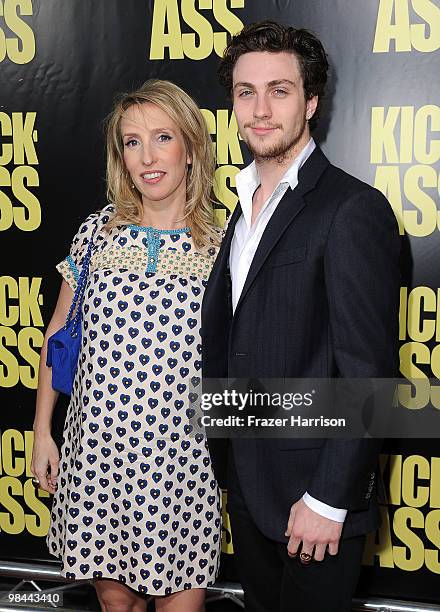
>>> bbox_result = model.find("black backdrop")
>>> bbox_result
[1,0,440,604]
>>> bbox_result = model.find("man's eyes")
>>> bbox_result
[236,89,289,98]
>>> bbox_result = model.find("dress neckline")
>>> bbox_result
[128,224,190,235]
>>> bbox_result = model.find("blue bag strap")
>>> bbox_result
[64,221,99,337]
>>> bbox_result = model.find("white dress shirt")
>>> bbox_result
[229,138,347,523]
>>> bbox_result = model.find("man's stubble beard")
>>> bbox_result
[244,114,307,165]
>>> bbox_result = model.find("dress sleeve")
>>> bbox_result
[56,211,99,291]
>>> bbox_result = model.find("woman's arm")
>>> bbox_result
[31,279,74,493]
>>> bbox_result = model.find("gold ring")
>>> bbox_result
[300,551,313,563]
[31,477,40,486]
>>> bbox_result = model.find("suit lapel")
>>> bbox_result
[203,202,243,318]
[234,147,330,314]
[213,202,242,277]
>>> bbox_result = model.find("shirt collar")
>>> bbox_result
[235,138,316,225]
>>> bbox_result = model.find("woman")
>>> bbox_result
[32,79,222,612]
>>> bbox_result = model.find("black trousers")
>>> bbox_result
[227,451,366,612]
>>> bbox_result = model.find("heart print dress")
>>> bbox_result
[47,204,222,596]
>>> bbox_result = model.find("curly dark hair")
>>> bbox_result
[218,21,329,131]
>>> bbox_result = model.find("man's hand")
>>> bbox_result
[285,499,343,562]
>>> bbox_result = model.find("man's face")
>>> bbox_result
[232,51,317,163]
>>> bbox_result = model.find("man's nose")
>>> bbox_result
[254,94,271,119]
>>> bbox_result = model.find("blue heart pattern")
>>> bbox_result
[50,212,221,596]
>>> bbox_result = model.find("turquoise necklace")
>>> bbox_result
[128,224,190,273]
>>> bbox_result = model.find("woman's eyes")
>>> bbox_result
[124,138,139,148]
[124,134,172,147]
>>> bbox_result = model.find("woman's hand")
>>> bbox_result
[31,432,59,494]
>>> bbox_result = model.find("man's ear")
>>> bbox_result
[306,95,318,121]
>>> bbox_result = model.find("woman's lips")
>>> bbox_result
[141,171,166,184]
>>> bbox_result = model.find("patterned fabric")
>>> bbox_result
[57,231,218,291]
[48,204,222,596]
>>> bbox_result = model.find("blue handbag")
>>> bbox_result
[46,225,97,395]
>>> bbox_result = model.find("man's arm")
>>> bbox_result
[307,187,400,507]
[286,186,400,560]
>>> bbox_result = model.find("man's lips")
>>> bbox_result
[247,125,279,135]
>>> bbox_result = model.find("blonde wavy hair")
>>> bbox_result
[105,79,219,250]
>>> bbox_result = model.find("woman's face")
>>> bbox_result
[121,102,191,209]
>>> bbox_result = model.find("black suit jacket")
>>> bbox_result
[201,147,401,541]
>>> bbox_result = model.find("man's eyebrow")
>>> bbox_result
[267,79,295,87]
[233,79,296,90]
[233,81,255,90]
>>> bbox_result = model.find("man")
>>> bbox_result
[201,21,400,612]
